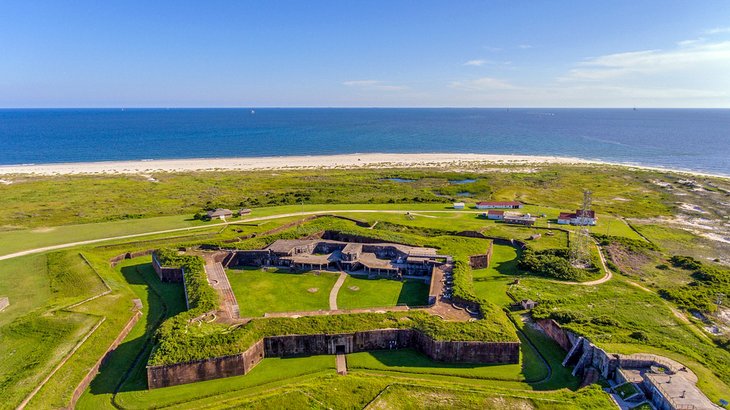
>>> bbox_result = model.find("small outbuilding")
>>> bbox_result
[453,202,465,209]
[520,299,537,310]
[487,210,505,220]
[239,208,252,216]
[207,208,233,220]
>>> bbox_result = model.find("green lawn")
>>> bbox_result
[227,268,339,316]
[0,254,50,326]
[114,355,335,409]
[0,214,209,257]
[614,382,638,399]
[346,344,545,382]
[337,275,429,309]
[472,244,521,307]
[368,383,613,409]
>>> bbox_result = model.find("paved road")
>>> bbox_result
[329,272,348,310]
[0,209,477,262]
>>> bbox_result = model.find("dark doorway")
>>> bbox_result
[335,344,346,354]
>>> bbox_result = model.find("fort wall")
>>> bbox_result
[147,340,264,389]
[151,252,184,282]
[147,329,518,388]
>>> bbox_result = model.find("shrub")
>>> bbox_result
[629,331,649,342]
[518,248,589,281]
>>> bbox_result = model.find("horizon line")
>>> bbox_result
[1,106,729,110]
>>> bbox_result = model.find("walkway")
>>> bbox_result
[336,354,347,375]
[329,272,348,311]
[204,262,240,319]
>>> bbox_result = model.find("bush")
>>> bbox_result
[670,255,703,270]
[656,264,669,270]
[518,248,589,281]
[629,331,649,342]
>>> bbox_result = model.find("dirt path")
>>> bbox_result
[0,209,481,262]
[329,272,348,310]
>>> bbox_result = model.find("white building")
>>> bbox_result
[486,210,504,220]
[475,201,523,209]
[453,202,465,209]
[557,210,597,226]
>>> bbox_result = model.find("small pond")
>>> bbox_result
[449,178,477,185]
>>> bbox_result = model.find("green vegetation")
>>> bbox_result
[660,255,730,313]
[518,247,597,281]
[150,309,518,366]
[337,276,429,309]
[614,382,638,399]
[0,166,676,229]
[155,248,218,313]
[472,244,520,307]
[347,348,527,381]
[228,268,339,316]
[2,165,729,408]
[367,383,613,409]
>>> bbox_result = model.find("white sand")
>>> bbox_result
[0,152,725,179]
[0,153,592,175]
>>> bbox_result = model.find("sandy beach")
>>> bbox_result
[0,153,594,175]
[0,153,725,179]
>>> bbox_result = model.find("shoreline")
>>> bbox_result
[0,153,727,179]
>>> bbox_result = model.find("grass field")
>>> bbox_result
[227,267,340,316]
[0,165,727,408]
[472,244,521,307]
[337,275,429,309]
[0,165,680,229]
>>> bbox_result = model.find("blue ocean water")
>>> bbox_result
[0,108,728,175]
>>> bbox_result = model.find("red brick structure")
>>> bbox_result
[151,252,184,282]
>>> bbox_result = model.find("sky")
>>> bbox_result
[1,1,730,108]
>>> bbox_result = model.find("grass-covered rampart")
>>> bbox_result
[148,218,517,367]
[149,310,518,366]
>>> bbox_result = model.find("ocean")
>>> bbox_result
[1,108,728,175]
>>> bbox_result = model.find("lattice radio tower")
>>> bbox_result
[570,189,593,268]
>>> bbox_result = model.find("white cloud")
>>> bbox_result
[445,39,730,107]
[342,80,408,91]
[450,77,516,91]
[677,37,705,47]
[562,40,730,82]
[705,27,730,35]
[463,59,488,66]
[518,44,533,49]
[483,46,502,52]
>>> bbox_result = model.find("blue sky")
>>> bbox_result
[1,1,729,107]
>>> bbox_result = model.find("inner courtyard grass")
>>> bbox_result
[227,267,339,316]
[337,275,429,309]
